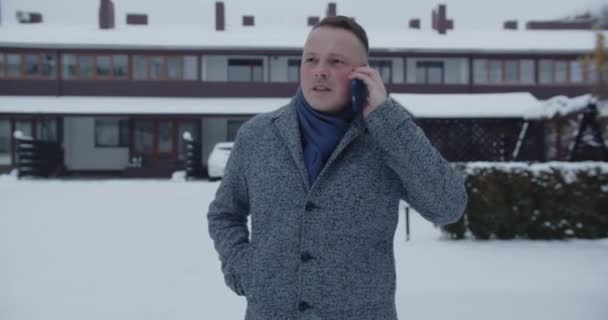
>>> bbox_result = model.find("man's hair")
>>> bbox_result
[313,15,369,53]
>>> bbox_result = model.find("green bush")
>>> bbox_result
[442,162,608,240]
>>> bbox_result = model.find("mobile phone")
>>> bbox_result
[351,79,368,114]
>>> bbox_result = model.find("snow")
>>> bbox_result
[0,23,603,53]
[1,0,606,53]
[463,161,608,183]
[0,94,600,119]
[528,94,598,119]
[391,92,542,118]
[182,132,193,142]
[0,96,292,115]
[170,170,187,182]
[2,0,606,32]
[0,178,607,320]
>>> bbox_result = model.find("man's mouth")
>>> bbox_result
[313,86,331,92]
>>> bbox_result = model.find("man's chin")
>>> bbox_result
[309,102,345,114]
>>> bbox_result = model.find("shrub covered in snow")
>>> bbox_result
[442,162,608,240]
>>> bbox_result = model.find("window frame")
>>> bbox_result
[94,118,130,148]
[227,58,264,82]
[415,61,445,84]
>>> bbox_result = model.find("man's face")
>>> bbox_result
[300,27,367,113]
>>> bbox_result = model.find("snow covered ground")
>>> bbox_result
[0,177,607,320]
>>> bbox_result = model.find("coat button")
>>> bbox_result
[305,202,318,212]
[301,251,314,262]
[298,301,311,312]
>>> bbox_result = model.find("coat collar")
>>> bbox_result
[271,98,367,191]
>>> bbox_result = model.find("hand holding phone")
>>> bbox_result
[351,79,368,114]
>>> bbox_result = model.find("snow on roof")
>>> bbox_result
[390,92,543,118]
[0,24,602,53]
[0,96,292,115]
[3,0,605,32]
[0,93,599,119]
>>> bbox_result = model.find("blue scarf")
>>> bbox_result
[295,88,354,186]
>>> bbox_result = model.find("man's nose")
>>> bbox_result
[313,63,329,79]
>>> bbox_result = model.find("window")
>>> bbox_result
[539,59,582,84]
[96,55,112,77]
[37,118,58,141]
[369,60,392,83]
[167,56,182,80]
[42,54,56,77]
[62,54,128,79]
[15,120,33,138]
[157,120,173,153]
[0,119,10,165]
[132,55,197,81]
[488,60,503,83]
[134,120,154,153]
[3,53,57,78]
[504,60,519,83]
[473,59,488,84]
[183,56,197,80]
[520,60,535,84]
[62,54,77,79]
[228,59,264,82]
[24,54,40,76]
[287,59,301,83]
[570,61,583,83]
[554,61,568,83]
[95,119,129,148]
[134,56,147,80]
[150,56,164,80]
[474,59,536,84]
[227,120,246,141]
[79,55,94,78]
[0,54,4,78]
[7,54,21,78]
[113,55,128,78]
[416,61,444,84]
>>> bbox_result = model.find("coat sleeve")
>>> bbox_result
[207,126,252,296]
[364,97,468,226]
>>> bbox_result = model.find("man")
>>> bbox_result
[207,16,468,320]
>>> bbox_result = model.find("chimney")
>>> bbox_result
[432,4,453,35]
[99,0,115,29]
[127,14,148,25]
[17,11,43,23]
[526,20,592,30]
[409,18,420,29]
[326,2,336,17]
[308,16,320,26]
[243,15,254,26]
[215,1,225,31]
[503,20,518,30]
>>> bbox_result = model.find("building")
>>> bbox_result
[0,0,605,177]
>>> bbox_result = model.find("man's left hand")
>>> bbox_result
[349,66,388,118]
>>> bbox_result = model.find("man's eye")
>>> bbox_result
[331,59,343,64]
[305,58,315,63]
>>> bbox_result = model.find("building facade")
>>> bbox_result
[0,0,604,176]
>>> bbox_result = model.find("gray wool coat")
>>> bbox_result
[207,97,468,320]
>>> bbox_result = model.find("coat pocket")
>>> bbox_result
[224,246,254,297]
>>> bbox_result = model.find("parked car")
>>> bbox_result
[207,142,234,180]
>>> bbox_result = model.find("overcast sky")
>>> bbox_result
[2,0,606,30]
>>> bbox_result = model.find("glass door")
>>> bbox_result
[133,118,176,167]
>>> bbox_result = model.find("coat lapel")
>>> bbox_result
[272,100,311,190]
[313,113,366,188]
[272,100,368,192]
